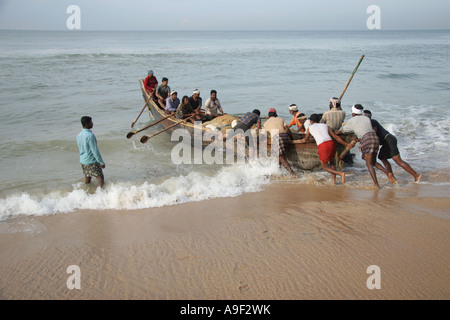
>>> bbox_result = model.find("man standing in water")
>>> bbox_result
[77,116,105,188]
[299,114,348,184]
[338,104,394,188]
[263,108,298,178]
[364,110,422,183]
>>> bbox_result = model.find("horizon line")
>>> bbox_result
[1,28,449,32]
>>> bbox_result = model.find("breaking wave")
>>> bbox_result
[0,161,281,220]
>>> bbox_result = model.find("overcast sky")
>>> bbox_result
[0,0,449,31]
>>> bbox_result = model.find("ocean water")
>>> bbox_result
[0,30,449,220]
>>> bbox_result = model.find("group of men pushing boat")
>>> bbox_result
[143,70,421,188]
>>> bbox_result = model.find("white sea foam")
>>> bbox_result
[0,161,282,220]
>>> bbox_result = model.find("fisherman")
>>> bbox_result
[322,97,353,164]
[364,110,422,183]
[338,104,394,188]
[155,77,171,108]
[299,114,348,184]
[204,90,224,119]
[144,70,158,97]
[222,109,262,149]
[176,95,198,123]
[263,108,298,178]
[76,116,105,188]
[189,89,206,121]
[320,97,346,130]
[296,113,308,132]
[287,104,307,133]
[189,89,203,112]
[165,91,180,115]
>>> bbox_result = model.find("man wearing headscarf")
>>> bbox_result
[320,97,346,130]
[287,104,307,133]
[338,104,393,188]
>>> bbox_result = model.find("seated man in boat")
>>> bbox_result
[188,89,207,121]
[165,91,180,116]
[299,114,348,184]
[263,108,298,178]
[204,90,224,120]
[144,70,158,98]
[364,110,422,183]
[338,104,393,188]
[155,77,171,109]
[320,97,346,131]
[176,95,199,123]
[287,104,307,133]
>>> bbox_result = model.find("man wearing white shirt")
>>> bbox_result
[204,90,223,118]
[299,114,348,184]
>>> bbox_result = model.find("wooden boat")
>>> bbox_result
[138,79,356,170]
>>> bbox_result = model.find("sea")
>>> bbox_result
[0,29,449,221]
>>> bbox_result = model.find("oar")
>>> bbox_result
[126,115,171,139]
[140,115,195,144]
[339,55,365,101]
[131,95,152,128]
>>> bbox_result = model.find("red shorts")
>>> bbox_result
[318,140,336,163]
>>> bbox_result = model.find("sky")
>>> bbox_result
[0,0,449,31]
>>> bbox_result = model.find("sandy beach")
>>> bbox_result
[0,181,449,300]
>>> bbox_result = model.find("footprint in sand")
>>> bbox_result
[239,281,249,293]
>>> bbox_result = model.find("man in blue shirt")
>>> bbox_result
[165,91,180,115]
[77,116,105,187]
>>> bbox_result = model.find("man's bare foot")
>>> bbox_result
[388,173,396,185]
[415,174,422,183]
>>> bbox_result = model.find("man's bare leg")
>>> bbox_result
[321,161,345,184]
[392,154,422,182]
[96,174,105,188]
[365,153,380,188]
[381,159,397,184]
[374,161,396,184]
[279,156,298,178]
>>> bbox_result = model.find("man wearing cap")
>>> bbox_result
[364,110,422,183]
[299,114,348,184]
[338,104,393,188]
[165,91,180,115]
[263,108,298,178]
[320,97,346,131]
[287,104,307,133]
[144,70,158,97]
[155,77,171,108]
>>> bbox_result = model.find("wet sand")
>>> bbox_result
[0,182,449,300]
